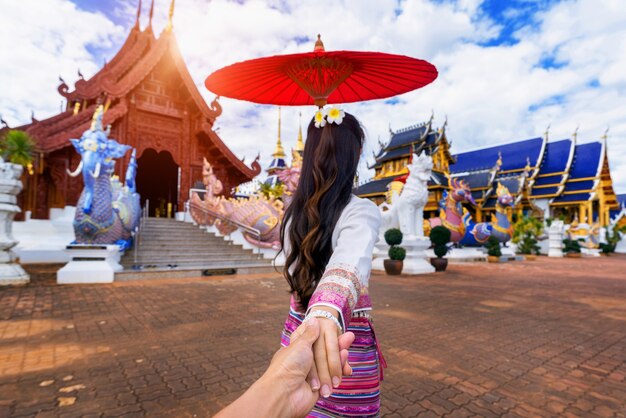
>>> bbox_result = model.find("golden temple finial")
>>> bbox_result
[90,105,104,131]
[496,151,503,169]
[602,126,609,142]
[525,156,531,172]
[572,124,579,144]
[166,0,175,32]
[314,34,325,52]
[295,112,304,152]
[544,123,551,141]
[134,0,142,29]
[273,107,285,158]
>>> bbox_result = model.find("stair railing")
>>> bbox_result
[133,200,150,265]
[188,201,263,258]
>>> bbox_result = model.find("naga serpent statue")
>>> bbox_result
[190,159,301,249]
[424,177,476,243]
[460,182,514,245]
[67,105,140,249]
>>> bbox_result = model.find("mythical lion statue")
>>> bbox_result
[380,153,432,239]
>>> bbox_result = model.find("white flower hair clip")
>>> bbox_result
[314,105,345,128]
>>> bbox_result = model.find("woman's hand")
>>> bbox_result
[307,307,344,398]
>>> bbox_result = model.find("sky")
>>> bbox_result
[1,0,625,194]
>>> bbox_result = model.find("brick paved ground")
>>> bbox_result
[1,256,626,417]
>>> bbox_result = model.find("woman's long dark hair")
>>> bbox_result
[280,112,364,308]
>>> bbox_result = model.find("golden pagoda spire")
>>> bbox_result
[295,112,304,153]
[166,0,175,32]
[273,107,285,159]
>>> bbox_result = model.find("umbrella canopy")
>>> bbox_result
[205,35,438,107]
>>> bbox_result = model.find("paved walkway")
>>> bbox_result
[1,256,625,417]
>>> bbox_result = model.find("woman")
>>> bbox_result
[280,108,384,417]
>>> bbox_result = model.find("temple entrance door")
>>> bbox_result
[136,149,179,217]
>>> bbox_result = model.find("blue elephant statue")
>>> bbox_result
[67,105,140,249]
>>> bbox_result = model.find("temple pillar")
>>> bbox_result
[579,205,585,223]
[476,209,482,223]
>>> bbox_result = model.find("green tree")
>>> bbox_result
[1,130,35,170]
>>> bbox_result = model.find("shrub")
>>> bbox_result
[485,236,502,257]
[512,216,543,255]
[384,228,403,246]
[429,225,451,259]
[388,246,406,261]
[562,238,581,254]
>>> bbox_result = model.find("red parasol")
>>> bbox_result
[205,35,437,107]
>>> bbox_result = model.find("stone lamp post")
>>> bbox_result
[0,158,29,285]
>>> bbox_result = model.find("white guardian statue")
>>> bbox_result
[381,153,432,239]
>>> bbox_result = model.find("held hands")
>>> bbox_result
[305,307,346,399]
[215,317,354,418]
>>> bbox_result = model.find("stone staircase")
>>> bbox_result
[117,218,274,280]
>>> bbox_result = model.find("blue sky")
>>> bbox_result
[1,0,625,195]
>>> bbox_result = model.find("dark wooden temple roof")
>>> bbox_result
[2,19,260,179]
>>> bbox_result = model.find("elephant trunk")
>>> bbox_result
[90,162,101,178]
[66,161,83,177]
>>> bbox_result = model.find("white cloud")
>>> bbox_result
[2,0,625,194]
[0,0,124,125]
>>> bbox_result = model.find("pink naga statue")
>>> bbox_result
[190,158,301,250]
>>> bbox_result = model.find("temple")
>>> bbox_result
[1,0,260,218]
[354,113,453,218]
[356,116,620,226]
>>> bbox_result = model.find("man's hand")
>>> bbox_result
[264,318,355,417]
[216,318,354,418]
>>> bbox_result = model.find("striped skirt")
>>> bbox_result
[281,309,385,417]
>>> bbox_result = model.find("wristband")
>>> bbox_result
[304,309,342,332]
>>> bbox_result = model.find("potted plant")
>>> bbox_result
[485,236,502,263]
[429,225,451,272]
[563,238,582,258]
[383,228,405,275]
[512,216,542,260]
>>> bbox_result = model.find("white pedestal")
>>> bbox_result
[401,236,435,274]
[57,245,123,284]
[548,221,564,258]
[0,161,29,286]
[371,239,389,272]
[426,247,487,263]
[581,248,600,257]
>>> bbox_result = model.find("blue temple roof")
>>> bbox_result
[569,142,603,179]
[531,186,560,197]
[552,192,591,203]
[430,171,448,187]
[387,124,429,149]
[268,157,286,170]
[454,172,492,189]
[537,139,572,175]
[618,194,626,207]
[534,174,564,186]
[483,197,497,209]
[498,176,523,195]
[563,180,595,192]
[353,177,394,196]
[451,137,544,174]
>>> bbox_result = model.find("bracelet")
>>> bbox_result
[304,309,342,332]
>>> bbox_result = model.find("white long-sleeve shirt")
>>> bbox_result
[285,194,381,331]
